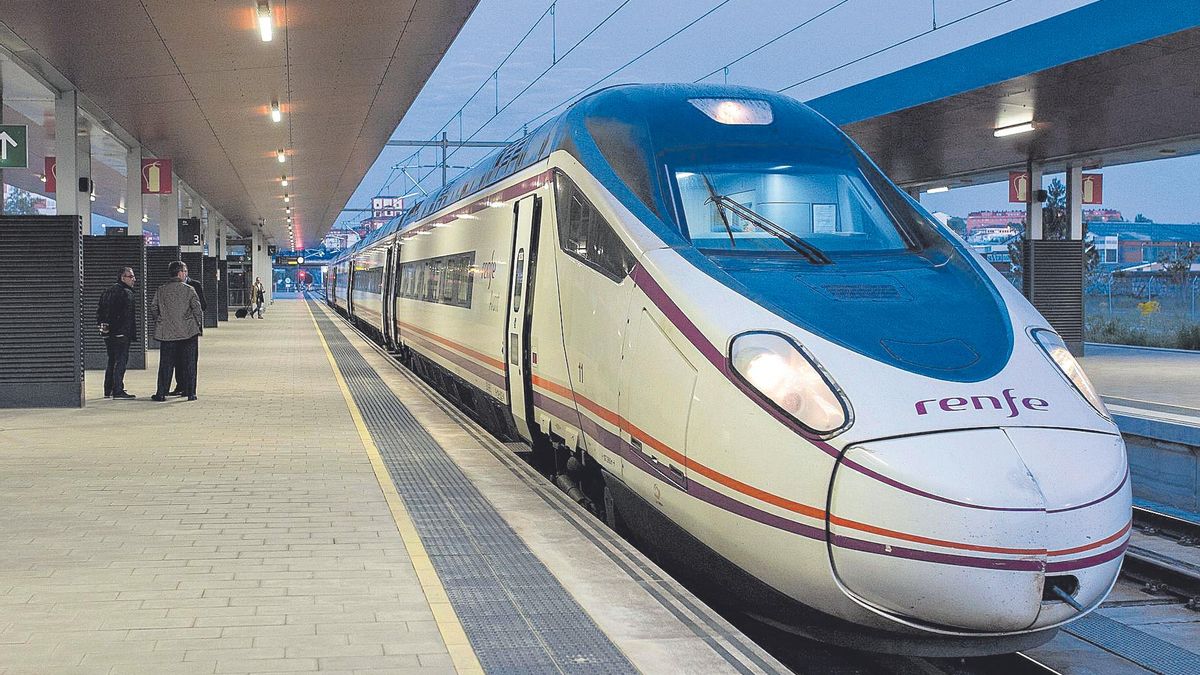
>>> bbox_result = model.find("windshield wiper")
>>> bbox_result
[701,175,832,264]
[701,175,738,248]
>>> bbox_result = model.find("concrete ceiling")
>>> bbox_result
[805,1,1200,191]
[0,0,479,245]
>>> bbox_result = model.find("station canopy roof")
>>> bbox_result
[807,0,1200,191]
[0,0,479,245]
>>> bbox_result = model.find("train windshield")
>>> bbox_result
[668,150,942,259]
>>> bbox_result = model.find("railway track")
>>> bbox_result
[1127,505,1200,606]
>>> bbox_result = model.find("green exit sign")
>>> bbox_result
[0,124,28,169]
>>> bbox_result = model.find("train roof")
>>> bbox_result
[342,83,846,258]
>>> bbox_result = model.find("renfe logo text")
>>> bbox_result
[915,388,1048,418]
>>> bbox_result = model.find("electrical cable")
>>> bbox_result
[692,0,851,83]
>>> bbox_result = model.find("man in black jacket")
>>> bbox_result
[97,267,138,399]
[169,270,207,396]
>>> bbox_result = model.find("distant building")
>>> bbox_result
[1086,221,1200,267]
[966,210,1025,234]
[966,208,1124,234]
[322,228,360,251]
[357,196,406,234]
[143,230,160,247]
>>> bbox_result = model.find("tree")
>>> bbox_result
[1159,243,1199,287]
[1135,213,1154,223]
[3,187,39,215]
[1042,177,1069,240]
[946,216,967,237]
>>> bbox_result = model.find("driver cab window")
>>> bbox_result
[674,166,909,254]
[555,173,636,281]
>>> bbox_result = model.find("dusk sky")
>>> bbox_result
[340,0,1200,229]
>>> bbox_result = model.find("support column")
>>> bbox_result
[53,90,79,217]
[76,125,91,235]
[1025,160,1043,240]
[217,220,227,260]
[159,183,179,246]
[125,145,143,237]
[1067,165,1084,240]
[203,204,218,256]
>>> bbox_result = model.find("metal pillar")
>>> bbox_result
[159,183,179,246]
[1025,160,1043,240]
[125,145,143,237]
[76,123,91,235]
[1067,165,1084,240]
[53,90,78,217]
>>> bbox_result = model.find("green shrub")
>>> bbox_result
[1175,324,1200,351]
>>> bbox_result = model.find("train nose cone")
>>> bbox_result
[827,428,1128,633]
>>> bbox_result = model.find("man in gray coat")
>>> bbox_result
[151,261,203,401]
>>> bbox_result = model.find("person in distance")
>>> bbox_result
[150,261,203,402]
[97,266,138,399]
[167,268,207,397]
[251,276,266,318]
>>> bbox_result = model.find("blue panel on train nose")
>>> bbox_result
[700,251,1013,382]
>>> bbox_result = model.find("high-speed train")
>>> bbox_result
[326,84,1130,655]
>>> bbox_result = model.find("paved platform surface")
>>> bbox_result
[1082,343,1200,420]
[0,299,781,675]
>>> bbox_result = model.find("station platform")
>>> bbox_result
[1083,343,1200,424]
[0,299,784,675]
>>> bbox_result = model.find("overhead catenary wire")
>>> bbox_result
[778,0,1015,92]
[409,0,637,190]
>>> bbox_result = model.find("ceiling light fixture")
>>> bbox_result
[993,121,1036,138]
[270,99,281,123]
[277,149,286,163]
[926,186,950,194]
[283,194,290,203]
[142,214,148,223]
[281,175,288,187]
[39,174,46,183]
[117,206,126,214]
[256,0,273,42]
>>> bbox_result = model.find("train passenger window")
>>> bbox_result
[555,173,636,282]
[397,252,475,308]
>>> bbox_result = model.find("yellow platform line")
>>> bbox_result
[307,303,483,675]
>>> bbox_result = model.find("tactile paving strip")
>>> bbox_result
[313,307,636,675]
[1066,613,1200,675]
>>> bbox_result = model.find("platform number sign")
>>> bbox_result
[178,218,202,247]
[0,124,28,169]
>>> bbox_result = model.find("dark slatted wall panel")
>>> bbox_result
[0,216,83,407]
[146,246,181,349]
[203,256,219,327]
[1023,240,1085,355]
[82,237,147,370]
[217,260,229,321]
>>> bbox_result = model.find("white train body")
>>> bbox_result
[328,85,1130,655]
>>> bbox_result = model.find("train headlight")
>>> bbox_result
[730,332,849,435]
[1031,328,1111,420]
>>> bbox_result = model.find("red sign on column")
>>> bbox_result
[141,158,172,194]
[1082,173,1103,204]
[1008,171,1029,203]
[44,156,56,193]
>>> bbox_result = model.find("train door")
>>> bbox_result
[505,194,542,441]
[381,245,395,347]
[391,244,403,348]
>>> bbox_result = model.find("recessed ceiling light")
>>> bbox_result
[270,99,281,123]
[142,214,148,223]
[283,194,290,203]
[281,175,288,187]
[994,121,1036,138]
[257,1,272,42]
[277,149,286,163]
[926,186,950,194]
